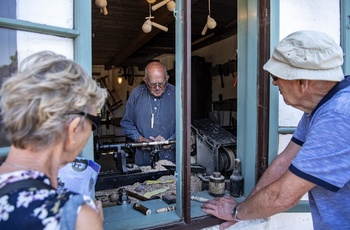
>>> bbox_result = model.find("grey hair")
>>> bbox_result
[0,51,107,150]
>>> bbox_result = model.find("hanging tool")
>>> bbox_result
[95,0,108,15]
[228,59,238,87]
[233,72,238,87]
[201,0,217,36]
[142,2,168,33]
[218,64,224,88]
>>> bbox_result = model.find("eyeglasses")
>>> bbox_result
[65,111,101,131]
[270,74,279,81]
[147,81,166,89]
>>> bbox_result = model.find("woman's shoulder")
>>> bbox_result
[0,176,83,229]
[0,170,49,187]
[59,191,100,229]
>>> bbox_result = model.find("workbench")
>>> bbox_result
[103,191,218,230]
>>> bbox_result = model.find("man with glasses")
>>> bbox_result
[120,61,176,166]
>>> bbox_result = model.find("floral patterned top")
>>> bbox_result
[0,170,96,230]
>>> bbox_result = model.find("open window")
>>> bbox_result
[1,0,348,229]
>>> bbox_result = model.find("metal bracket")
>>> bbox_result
[174,171,178,181]
[173,10,177,19]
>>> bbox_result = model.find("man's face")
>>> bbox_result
[145,70,168,97]
[272,76,303,108]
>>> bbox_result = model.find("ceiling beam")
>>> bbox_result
[105,0,201,69]
[105,6,174,69]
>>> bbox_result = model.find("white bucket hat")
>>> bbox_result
[263,30,344,82]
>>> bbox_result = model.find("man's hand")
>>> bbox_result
[138,136,152,143]
[201,196,240,230]
[201,196,239,230]
[150,135,171,149]
[137,136,152,150]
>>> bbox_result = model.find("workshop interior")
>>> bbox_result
[0,0,241,229]
[90,0,241,225]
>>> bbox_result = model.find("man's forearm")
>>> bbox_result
[249,156,290,197]
[249,141,300,197]
[239,171,309,220]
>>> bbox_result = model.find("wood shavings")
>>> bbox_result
[139,159,175,172]
[95,160,203,208]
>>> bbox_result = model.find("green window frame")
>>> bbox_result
[0,0,93,159]
[341,0,350,76]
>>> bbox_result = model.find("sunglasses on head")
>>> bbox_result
[65,111,100,131]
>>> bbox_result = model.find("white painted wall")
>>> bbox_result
[278,0,340,127]
[277,0,340,157]
[193,36,238,102]
[17,0,73,28]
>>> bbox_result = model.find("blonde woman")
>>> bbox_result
[0,51,107,230]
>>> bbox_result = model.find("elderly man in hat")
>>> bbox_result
[201,30,350,230]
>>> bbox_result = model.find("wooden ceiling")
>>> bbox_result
[92,0,237,69]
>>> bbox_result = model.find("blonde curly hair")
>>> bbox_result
[0,51,107,150]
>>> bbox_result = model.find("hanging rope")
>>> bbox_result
[92,11,102,38]
[149,3,152,17]
[208,0,211,16]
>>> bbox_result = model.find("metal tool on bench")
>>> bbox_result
[162,164,206,174]
[117,188,131,205]
[94,137,176,172]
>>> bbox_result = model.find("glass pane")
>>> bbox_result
[16,31,74,62]
[0,0,73,29]
[0,28,74,148]
[0,28,17,147]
